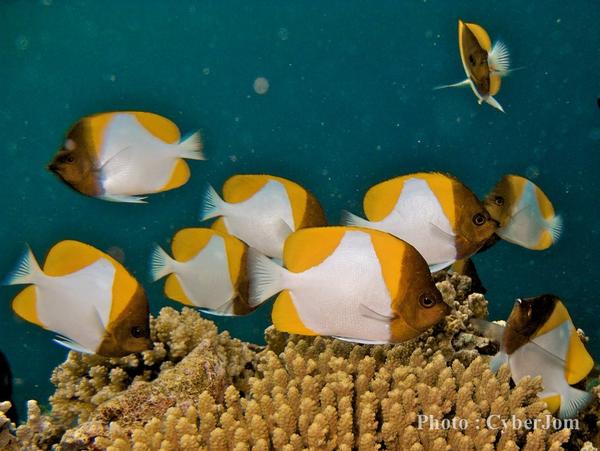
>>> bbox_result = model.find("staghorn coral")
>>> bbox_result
[6,271,600,449]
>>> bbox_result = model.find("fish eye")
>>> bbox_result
[494,196,504,206]
[130,326,147,338]
[419,294,436,309]
[472,213,486,226]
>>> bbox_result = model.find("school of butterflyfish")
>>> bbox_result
[3,20,594,419]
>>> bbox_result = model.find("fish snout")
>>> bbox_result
[47,162,58,172]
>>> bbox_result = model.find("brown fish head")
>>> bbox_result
[390,247,450,342]
[459,20,491,96]
[503,294,559,354]
[48,121,100,196]
[483,175,521,228]
[453,182,499,257]
[97,284,152,357]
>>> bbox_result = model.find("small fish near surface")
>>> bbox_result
[199,174,327,259]
[484,174,562,250]
[48,111,204,203]
[435,20,511,112]
[151,228,252,316]
[342,172,498,272]
[472,295,594,419]
[4,241,152,357]
[247,227,450,344]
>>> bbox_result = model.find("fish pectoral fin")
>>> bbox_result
[428,260,455,273]
[197,298,235,316]
[53,335,94,354]
[99,193,148,203]
[332,336,390,345]
[359,303,395,322]
[433,79,471,90]
[427,221,456,242]
[99,145,132,169]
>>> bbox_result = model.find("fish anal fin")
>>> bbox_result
[490,73,502,96]
[565,331,595,385]
[283,227,345,272]
[272,290,316,335]
[132,112,180,143]
[541,394,561,415]
[12,286,43,327]
[211,217,229,233]
[164,274,195,307]
[160,159,191,192]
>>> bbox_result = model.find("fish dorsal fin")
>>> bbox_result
[364,176,407,221]
[222,175,271,203]
[535,300,570,337]
[283,227,346,272]
[369,230,407,300]
[465,22,492,52]
[272,290,317,335]
[211,217,229,233]
[160,159,191,192]
[12,286,43,327]
[130,112,180,144]
[222,234,247,283]
[171,228,216,262]
[490,73,502,96]
[164,274,195,306]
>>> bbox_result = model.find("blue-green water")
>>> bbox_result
[1,0,598,421]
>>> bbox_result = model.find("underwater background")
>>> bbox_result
[0,0,598,422]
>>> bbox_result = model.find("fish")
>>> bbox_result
[150,228,252,316]
[199,174,327,259]
[4,241,152,357]
[0,351,18,424]
[435,20,510,112]
[341,172,498,272]
[472,295,594,419]
[247,227,450,343]
[484,174,562,250]
[48,111,204,203]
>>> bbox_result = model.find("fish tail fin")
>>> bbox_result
[177,131,205,160]
[247,248,288,307]
[485,95,505,112]
[488,41,510,75]
[547,214,563,242]
[340,210,372,228]
[559,386,593,419]
[433,79,471,90]
[199,184,226,221]
[150,245,175,281]
[4,246,43,286]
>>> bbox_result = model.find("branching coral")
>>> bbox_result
[6,272,599,449]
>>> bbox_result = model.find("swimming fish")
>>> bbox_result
[4,241,151,357]
[435,20,510,112]
[0,351,17,424]
[472,295,594,419]
[247,227,449,343]
[199,174,327,259]
[342,173,498,271]
[484,174,562,250]
[150,228,252,315]
[48,111,204,203]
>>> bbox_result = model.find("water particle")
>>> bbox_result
[278,27,289,41]
[588,128,600,141]
[253,77,270,95]
[525,166,540,180]
[202,67,210,75]
[229,155,238,162]
[15,35,29,51]
[41,0,52,5]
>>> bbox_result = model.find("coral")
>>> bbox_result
[0,401,18,450]
[5,271,599,449]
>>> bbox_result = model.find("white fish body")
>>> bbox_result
[203,180,295,258]
[153,235,236,313]
[99,113,199,196]
[343,178,457,267]
[256,231,394,341]
[27,258,114,353]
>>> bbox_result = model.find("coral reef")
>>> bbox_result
[3,271,599,449]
